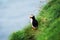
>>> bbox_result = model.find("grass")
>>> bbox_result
[9,0,60,40]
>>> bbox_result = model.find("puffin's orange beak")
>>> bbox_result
[30,16,32,19]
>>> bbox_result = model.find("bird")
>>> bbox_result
[30,14,38,30]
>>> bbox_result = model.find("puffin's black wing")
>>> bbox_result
[32,20,38,27]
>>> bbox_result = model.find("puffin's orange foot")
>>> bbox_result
[32,28,34,30]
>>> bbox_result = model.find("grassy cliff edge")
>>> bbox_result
[9,0,60,40]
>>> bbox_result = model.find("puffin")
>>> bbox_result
[30,14,38,30]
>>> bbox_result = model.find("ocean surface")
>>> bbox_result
[0,0,47,40]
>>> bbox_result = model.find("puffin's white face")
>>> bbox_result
[30,16,33,19]
[29,14,34,19]
[29,15,34,23]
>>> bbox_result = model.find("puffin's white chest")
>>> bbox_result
[30,19,33,23]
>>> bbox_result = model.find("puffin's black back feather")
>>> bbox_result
[32,19,38,27]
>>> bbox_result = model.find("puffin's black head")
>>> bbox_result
[30,15,35,20]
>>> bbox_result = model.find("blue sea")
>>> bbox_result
[0,0,47,40]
